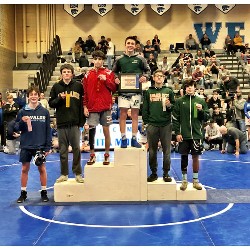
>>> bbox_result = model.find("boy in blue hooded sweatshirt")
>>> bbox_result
[15,86,51,203]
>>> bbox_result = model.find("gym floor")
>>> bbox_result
[1,149,250,246]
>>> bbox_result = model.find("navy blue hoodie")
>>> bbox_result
[15,103,52,151]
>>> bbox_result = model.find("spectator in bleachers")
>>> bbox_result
[204,119,223,150]
[185,34,199,50]
[172,52,184,68]
[135,41,144,56]
[197,88,208,102]
[147,53,158,75]
[203,66,213,89]
[233,32,246,54]
[219,125,248,155]
[78,54,89,68]
[85,35,96,55]
[224,35,234,55]
[106,37,115,70]
[72,42,83,63]
[76,37,85,51]
[196,59,206,72]
[207,90,222,116]
[244,93,250,140]
[200,33,211,50]
[208,55,220,84]
[170,66,183,90]
[192,66,204,88]
[143,40,157,59]
[194,50,206,66]
[98,35,108,54]
[80,123,90,153]
[212,106,225,126]
[182,65,193,83]
[220,76,240,99]
[158,56,170,79]
[152,34,161,53]
[39,92,49,110]
[217,65,231,86]
[205,48,215,58]
[0,93,6,107]
[183,48,194,64]
[234,90,246,134]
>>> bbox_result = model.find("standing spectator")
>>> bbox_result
[106,37,115,70]
[200,33,211,50]
[244,93,250,140]
[39,92,49,110]
[49,64,85,183]
[142,69,175,182]
[2,94,20,148]
[172,80,209,191]
[185,34,199,50]
[219,125,248,156]
[15,86,51,203]
[152,34,161,53]
[85,35,96,55]
[111,96,119,121]
[112,36,151,148]
[83,50,117,165]
[234,90,246,134]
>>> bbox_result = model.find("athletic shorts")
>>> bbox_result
[178,139,203,155]
[118,94,141,109]
[19,148,39,163]
[87,110,112,127]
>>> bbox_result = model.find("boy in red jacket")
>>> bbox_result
[83,50,117,165]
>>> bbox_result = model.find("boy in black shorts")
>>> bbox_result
[172,80,209,190]
[15,86,51,203]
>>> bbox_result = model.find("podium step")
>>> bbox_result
[176,182,207,200]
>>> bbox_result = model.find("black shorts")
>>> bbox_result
[19,149,39,163]
[178,139,202,155]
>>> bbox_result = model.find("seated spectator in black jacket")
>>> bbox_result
[212,106,225,126]
[200,33,211,50]
[79,54,89,68]
[208,90,222,115]
[220,76,240,99]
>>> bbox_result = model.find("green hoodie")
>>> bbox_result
[172,94,209,140]
[142,86,175,127]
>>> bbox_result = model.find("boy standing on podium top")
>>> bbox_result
[83,50,117,165]
[112,36,151,148]
[142,69,175,182]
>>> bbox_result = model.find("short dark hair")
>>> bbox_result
[125,36,137,45]
[153,69,164,76]
[60,64,74,74]
[184,80,196,89]
[27,86,40,97]
[92,50,106,59]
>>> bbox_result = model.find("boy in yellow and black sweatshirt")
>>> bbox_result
[142,69,175,182]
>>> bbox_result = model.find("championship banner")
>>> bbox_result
[215,4,236,14]
[124,4,145,16]
[92,4,113,16]
[188,4,208,15]
[151,4,171,15]
[63,4,84,18]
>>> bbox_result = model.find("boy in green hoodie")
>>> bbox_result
[172,80,209,191]
[142,69,175,182]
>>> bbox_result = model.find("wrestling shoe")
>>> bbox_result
[17,190,27,203]
[87,153,96,165]
[75,175,84,183]
[103,153,110,165]
[41,190,49,202]
[131,138,142,148]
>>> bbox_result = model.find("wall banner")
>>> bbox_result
[188,4,208,15]
[150,4,171,15]
[64,4,84,17]
[92,4,113,16]
[124,4,145,16]
[215,4,236,14]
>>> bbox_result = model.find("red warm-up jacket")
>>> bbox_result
[83,67,117,112]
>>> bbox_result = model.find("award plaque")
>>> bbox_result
[118,73,141,93]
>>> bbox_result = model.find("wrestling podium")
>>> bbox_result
[54,147,206,202]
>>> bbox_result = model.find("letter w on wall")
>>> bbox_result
[194,23,222,43]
